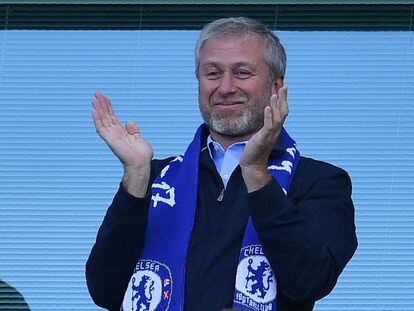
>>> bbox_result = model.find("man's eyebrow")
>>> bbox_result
[199,61,220,68]
[232,61,256,68]
[200,61,256,69]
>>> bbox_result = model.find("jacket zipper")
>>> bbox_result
[217,188,225,202]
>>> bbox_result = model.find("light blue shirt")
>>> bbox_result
[207,135,247,187]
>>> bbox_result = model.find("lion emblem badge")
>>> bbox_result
[234,245,276,311]
[121,260,172,311]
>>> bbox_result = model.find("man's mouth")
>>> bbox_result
[215,101,244,106]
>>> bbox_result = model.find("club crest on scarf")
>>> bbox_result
[122,260,172,311]
[151,156,183,208]
[234,245,276,311]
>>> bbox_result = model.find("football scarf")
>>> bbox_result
[121,124,300,311]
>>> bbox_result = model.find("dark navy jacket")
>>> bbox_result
[86,133,357,311]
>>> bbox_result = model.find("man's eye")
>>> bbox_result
[235,70,251,78]
[206,71,221,79]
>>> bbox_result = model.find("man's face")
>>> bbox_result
[198,35,280,138]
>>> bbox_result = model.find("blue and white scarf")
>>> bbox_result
[121,124,300,311]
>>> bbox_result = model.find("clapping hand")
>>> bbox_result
[91,92,153,197]
[240,86,289,192]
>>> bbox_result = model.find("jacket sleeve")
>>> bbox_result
[85,183,151,310]
[85,159,173,310]
[249,160,358,303]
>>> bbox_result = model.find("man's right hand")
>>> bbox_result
[91,92,154,198]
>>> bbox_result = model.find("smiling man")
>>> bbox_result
[86,17,357,311]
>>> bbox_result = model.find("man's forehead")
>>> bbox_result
[199,35,266,64]
[202,34,264,49]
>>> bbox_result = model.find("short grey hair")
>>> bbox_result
[195,17,287,82]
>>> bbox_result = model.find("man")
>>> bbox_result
[86,17,357,311]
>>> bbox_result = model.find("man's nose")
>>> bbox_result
[218,72,237,96]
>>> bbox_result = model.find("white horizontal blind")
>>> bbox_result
[0,30,413,310]
[283,31,414,310]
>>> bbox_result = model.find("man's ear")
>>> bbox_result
[271,77,284,94]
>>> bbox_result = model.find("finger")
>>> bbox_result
[251,106,275,149]
[94,91,108,104]
[277,86,289,120]
[94,92,119,126]
[269,93,278,127]
[91,98,104,112]
[99,92,115,117]
[92,102,111,129]
[92,97,108,119]
[94,92,112,116]
[91,97,108,134]
[91,110,106,137]
[91,98,107,125]
[125,121,142,138]
[104,95,115,118]
[270,93,278,107]
[92,95,113,128]
[263,106,273,131]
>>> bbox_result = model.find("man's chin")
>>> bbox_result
[201,111,262,138]
[207,122,257,138]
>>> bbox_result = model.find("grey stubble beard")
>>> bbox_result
[198,88,272,138]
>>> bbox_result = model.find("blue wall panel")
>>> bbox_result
[0,30,413,310]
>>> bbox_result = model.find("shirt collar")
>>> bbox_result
[206,135,247,159]
[200,125,286,158]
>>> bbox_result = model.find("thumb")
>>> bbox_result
[125,121,141,136]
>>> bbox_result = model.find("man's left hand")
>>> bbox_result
[240,86,289,192]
